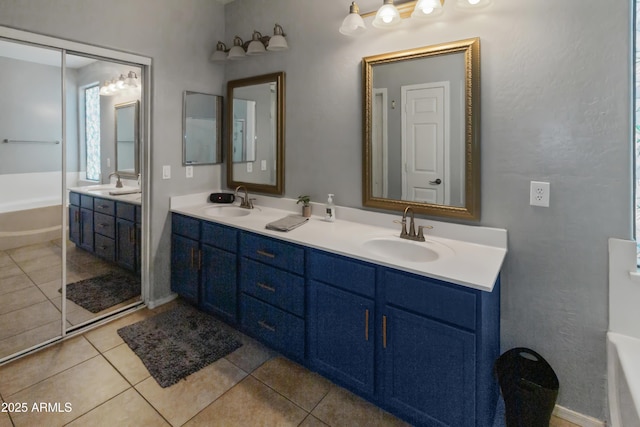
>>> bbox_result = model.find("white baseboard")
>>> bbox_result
[553,404,605,427]
[146,293,178,309]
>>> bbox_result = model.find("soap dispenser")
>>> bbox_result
[325,194,336,222]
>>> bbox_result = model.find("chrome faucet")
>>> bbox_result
[397,206,432,242]
[108,172,123,188]
[234,185,254,209]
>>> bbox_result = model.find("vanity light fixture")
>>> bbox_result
[340,0,491,34]
[339,2,367,35]
[209,24,289,62]
[372,0,402,29]
[267,24,289,51]
[99,70,140,96]
[228,36,246,60]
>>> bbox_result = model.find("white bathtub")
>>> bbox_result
[608,238,640,426]
[0,171,79,250]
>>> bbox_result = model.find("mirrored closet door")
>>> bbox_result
[0,30,149,362]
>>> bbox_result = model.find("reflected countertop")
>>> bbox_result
[68,184,142,205]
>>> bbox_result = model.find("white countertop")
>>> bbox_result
[171,192,507,292]
[68,184,142,205]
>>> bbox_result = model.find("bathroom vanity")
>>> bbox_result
[69,187,142,273]
[170,194,506,427]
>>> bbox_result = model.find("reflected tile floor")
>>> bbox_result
[0,303,579,427]
[0,240,140,361]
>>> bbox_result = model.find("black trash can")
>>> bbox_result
[494,347,559,427]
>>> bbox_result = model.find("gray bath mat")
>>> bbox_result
[64,271,140,313]
[117,302,242,388]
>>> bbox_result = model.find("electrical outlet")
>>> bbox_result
[530,181,550,207]
[261,160,267,171]
[186,166,193,178]
[246,162,253,173]
[162,165,171,180]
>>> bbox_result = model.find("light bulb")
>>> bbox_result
[468,0,480,4]
[421,6,434,13]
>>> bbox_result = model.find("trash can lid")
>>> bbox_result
[495,347,559,390]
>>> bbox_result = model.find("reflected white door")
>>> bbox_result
[372,88,388,198]
[401,82,449,204]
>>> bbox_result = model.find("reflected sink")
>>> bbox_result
[203,206,251,218]
[84,185,140,196]
[362,237,447,263]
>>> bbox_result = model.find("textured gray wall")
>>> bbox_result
[0,0,632,421]
[223,0,632,420]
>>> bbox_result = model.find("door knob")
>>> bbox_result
[429,179,442,185]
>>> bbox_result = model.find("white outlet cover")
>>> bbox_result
[530,181,550,207]
[186,166,193,178]
[162,165,171,180]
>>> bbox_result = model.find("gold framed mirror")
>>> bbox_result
[363,38,480,220]
[226,72,285,195]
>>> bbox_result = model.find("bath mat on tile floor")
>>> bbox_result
[117,301,242,388]
[63,271,140,313]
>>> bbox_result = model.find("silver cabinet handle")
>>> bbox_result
[257,282,276,292]
[258,320,276,332]
[256,249,275,258]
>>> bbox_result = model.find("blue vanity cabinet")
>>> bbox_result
[239,232,305,361]
[116,202,136,271]
[200,222,238,323]
[308,250,377,397]
[69,193,94,252]
[170,214,239,322]
[170,214,201,304]
[380,269,500,427]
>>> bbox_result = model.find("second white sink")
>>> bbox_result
[203,206,251,218]
[362,237,452,263]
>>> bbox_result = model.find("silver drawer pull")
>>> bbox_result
[256,249,275,259]
[99,205,109,209]
[258,320,276,332]
[257,282,276,292]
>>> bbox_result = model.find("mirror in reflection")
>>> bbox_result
[227,72,285,195]
[363,38,481,220]
[115,100,138,176]
[183,91,222,165]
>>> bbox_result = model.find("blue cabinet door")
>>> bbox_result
[201,244,237,323]
[79,207,94,252]
[69,205,80,245]
[170,233,199,304]
[308,280,375,396]
[383,306,476,427]
[116,218,136,271]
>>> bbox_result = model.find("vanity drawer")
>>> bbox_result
[80,194,93,210]
[94,233,115,262]
[94,212,115,239]
[241,294,304,360]
[69,192,80,206]
[94,197,115,216]
[309,250,376,298]
[202,222,238,253]
[240,258,304,316]
[240,233,304,275]
[172,213,201,240]
[383,269,477,330]
[116,202,136,221]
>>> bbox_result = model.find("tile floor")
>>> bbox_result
[0,302,582,427]
[0,243,581,427]
[0,240,142,361]
[0,302,413,427]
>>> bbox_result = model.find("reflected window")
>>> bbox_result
[85,85,100,181]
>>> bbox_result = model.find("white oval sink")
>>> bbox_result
[203,206,251,218]
[362,237,448,263]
